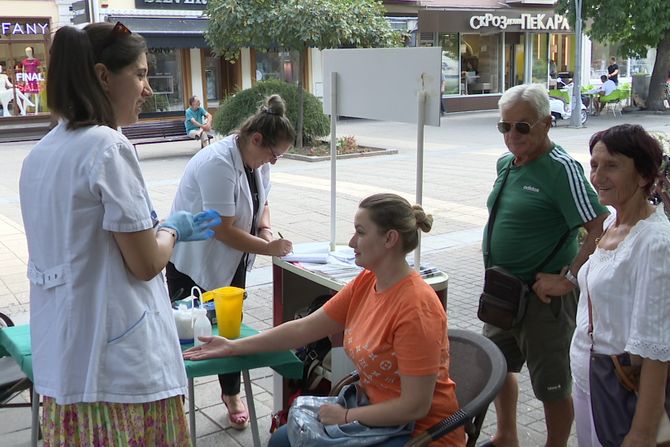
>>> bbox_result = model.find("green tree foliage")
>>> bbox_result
[205,0,401,149]
[556,0,670,110]
[206,0,400,61]
[212,80,330,145]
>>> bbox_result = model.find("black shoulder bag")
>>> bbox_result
[478,159,571,330]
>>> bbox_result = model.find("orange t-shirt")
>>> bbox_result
[324,270,465,447]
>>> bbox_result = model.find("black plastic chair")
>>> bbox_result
[0,312,34,409]
[331,329,507,447]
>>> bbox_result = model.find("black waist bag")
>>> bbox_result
[478,266,528,330]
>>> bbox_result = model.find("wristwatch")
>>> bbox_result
[564,268,578,286]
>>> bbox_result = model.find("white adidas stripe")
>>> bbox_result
[549,148,598,222]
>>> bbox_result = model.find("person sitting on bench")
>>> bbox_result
[185,95,214,148]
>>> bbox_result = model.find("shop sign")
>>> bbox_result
[469,13,570,31]
[134,0,207,10]
[70,1,91,25]
[1,21,49,36]
[16,72,45,83]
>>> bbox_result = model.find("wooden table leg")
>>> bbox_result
[188,378,196,447]
[242,370,260,447]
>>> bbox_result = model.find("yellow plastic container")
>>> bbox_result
[204,286,244,339]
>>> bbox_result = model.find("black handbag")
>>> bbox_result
[478,266,528,330]
[478,159,571,330]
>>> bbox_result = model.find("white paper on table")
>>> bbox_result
[281,242,330,263]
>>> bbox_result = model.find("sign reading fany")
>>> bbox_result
[469,13,570,31]
[1,22,49,36]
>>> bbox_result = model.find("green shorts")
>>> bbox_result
[483,288,578,402]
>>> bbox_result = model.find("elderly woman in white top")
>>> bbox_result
[570,124,670,447]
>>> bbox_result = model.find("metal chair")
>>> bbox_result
[0,312,34,410]
[331,329,507,447]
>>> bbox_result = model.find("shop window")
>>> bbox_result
[256,50,300,85]
[532,34,549,86]
[439,33,460,95]
[550,34,576,84]
[460,34,500,95]
[590,40,629,80]
[205,52,223,108]
[628,57,651,76]
[1,42,48,117]
[504,33,525,90]
[144,48,184,113]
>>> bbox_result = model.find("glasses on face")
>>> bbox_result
[496,120,540,135]
[267,146,284,161]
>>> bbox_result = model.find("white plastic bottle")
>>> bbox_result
[174,304,194,343]
[192,307,212,347]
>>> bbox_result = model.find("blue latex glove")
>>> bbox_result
[159,210,221,241]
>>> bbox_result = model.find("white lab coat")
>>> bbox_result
[19,122,187,405]
[170,134,271,291]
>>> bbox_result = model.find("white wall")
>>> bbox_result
[310,48,324,98]
[189,48,204,104]
[240,48,252,90]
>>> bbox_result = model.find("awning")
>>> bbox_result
[106,16,209,48]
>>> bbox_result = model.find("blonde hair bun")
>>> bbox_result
[412,205,433,233]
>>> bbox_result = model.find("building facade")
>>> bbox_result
[0,0,660,127]
[415,0,576,111]
[0,10,55,121]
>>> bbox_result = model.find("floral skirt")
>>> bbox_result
[42,395,191,447]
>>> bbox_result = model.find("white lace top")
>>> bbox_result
[570,205,670,393]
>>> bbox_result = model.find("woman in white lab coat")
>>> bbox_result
[19,22,218,446]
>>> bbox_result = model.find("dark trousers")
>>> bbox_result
[166,261,246,396]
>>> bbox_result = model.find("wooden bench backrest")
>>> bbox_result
[121,119,186,140]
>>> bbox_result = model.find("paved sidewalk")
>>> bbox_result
[0,111,668,446]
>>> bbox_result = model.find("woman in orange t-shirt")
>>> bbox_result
[184,193,465,446]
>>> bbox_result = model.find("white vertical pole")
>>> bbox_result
[89,0,99,23]
[414,87,427,272]
[330,72,338,251]
[570,0,584,128]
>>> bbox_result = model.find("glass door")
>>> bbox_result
[504,33,525,90]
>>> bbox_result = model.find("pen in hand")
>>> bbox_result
[276,231,293,256]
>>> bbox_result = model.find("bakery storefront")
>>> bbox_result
[419,6,575,112]
[0,17,51,118]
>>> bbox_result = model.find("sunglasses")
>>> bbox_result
[496,120,541,135]
[99,22,132,54]
[112,21,131,36]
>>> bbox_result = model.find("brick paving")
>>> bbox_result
[0,110,668,445]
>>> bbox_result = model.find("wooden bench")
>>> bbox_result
[120,119,213,148]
